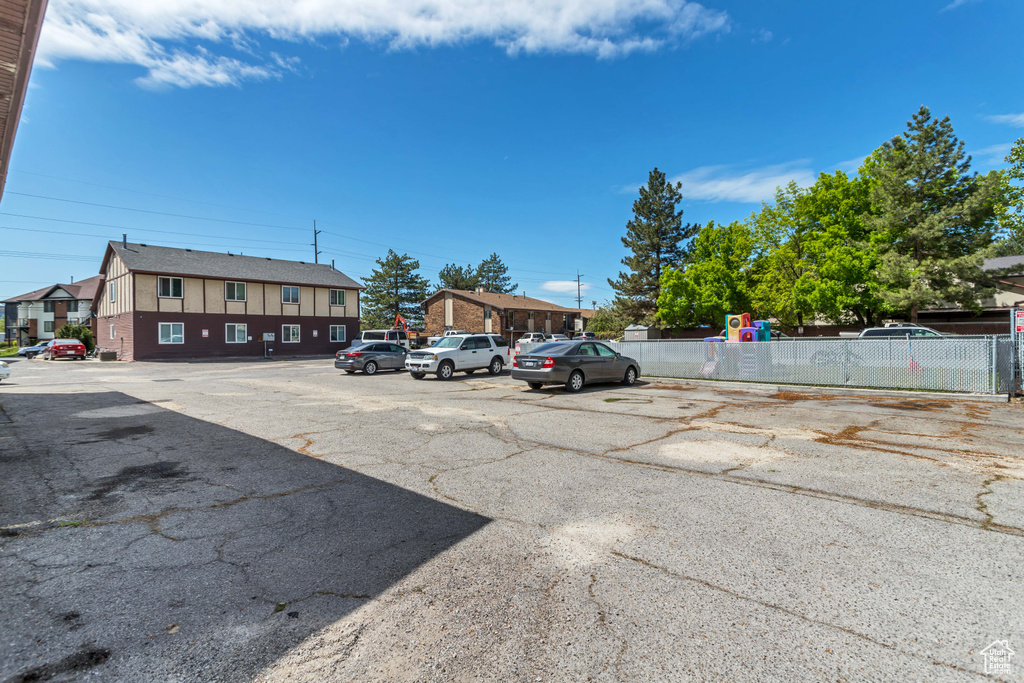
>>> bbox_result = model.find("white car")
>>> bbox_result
[0,360,9,382]
[427,329,470,346]
[518,332,549,343]
[549,334,571,342]
[406,334,508,380]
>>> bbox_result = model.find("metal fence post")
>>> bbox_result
[990,335,997,395]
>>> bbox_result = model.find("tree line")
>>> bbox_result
[359,251,518,329]
[605,106,1023,332]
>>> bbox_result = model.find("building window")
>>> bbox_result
[158,276,184,299]
[282,286,300,304]
[330,325,346,342]
[43,301,55,313]
[528,311,534,320]
[507,312,514,329]
[330,289,346,306]
[110,281,116,303]
[485,308,491,320]
[44,321,54,333]
[110,324,115,340]
[282,324,300,343]
[225,281,247,302]
[159,322,184,344]
[226,323,247,343]
[563,314,572,330]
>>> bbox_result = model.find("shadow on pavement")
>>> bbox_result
[0,391,489,682]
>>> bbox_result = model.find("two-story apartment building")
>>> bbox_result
[422,288,589,344]
[3,276,102,346]
[94,241,362,360]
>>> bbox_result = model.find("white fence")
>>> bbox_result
[517,336,1017,395]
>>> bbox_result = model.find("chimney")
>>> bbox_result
[122,233,127,248]
[475,286,485,295]
[71,276,74,283]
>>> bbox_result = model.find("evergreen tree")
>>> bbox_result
[609,167,694,323]
[361,250,432,328]
[995,137,1024,255]
[437,263,479,291]
[475,253,517,293]
[866,106,1002,322]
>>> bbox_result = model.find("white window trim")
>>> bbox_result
[158,276,184,299]
[282,324,300,343]
[226,323,247,343]
[330,289,346,306]
[225,281,247,302]
[110,324,115,340]
[109,281,116,303]
[282,286,300,305]
[330,324,346,342]
[158,322,184,345]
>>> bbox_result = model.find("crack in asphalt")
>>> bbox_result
[608,549,1002,681]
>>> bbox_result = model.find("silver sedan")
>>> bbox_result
[335,342,407,375]
[511,341,640,392]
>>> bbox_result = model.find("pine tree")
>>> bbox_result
[437,263,479,291]
[866,106,1002,322]
[361,250,432,328]
[608,167,695,323]
[475,253,517,294]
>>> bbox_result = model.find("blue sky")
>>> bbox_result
[2,0,1021,306]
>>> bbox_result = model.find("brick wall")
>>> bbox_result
[99,313,135,361]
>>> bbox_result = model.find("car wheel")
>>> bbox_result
[565,370,584,393]
[622,366,637,385]
[411,372,426,380]
[364,361,378,375]
[528,382,543,390]
[437,361,455,380]
[488,357,503,375]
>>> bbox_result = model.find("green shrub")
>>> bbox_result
[54,324,95,352]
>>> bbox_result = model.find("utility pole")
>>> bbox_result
[576,270,584,309]
[312,220,322,264]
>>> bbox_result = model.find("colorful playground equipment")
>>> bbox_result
[704,314,771,343]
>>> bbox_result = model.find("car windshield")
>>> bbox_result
[434,337,464,348]
[55,339,80,344]
[349,343,373,352]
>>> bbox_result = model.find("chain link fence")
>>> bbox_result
[516,336,1017,395]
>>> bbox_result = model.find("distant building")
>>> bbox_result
[92,241,362,360]
[916,255,1024,333]
[3,276,103,345]
[422,288,588,343]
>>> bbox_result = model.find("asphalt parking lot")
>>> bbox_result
[1,356,1022,682]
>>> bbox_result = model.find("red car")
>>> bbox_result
[42,338,87,360]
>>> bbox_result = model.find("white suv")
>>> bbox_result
[406,334,508,380]
[518,332,549,343]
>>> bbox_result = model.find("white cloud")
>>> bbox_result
[836,154,867,173]
[970,142,1013,165]
[541,280,592,294]
[985,113,1024,128]
[940,0,980,11]
[667,161,816,203]
[38,0,731,88]
[752,29,772,43]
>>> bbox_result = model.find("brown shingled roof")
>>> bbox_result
[423,289,579,312]
[2,275,103,304]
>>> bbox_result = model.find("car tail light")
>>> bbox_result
[346,351,363,357]
[541,357,555,368]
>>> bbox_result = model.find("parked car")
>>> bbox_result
[406,334,507,380]
[0,360,9,382]
[335,342,407,375]
[42,339,87,360]
[17,342,47,359]
[427,329,470,346]
[518,332,550,344]
[511,341,640,393]
[573,331,596,340]
[357,329,411,349]
[549,334,571,342]
[858,326,945,338]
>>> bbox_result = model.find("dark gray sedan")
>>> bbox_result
[511,341,640,392]
[335,342,407,375]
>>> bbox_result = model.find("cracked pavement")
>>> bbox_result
[0,357,1022,681]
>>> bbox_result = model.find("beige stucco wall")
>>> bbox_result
[444,293,453,326]
[135,274,157,312]
[249,283,265,315]
[184,278,204,313]
[299,287,314,316]
[265,285,282,315]
[98,254,133,317]
[225,301,245,316]
[205,280,225,314]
